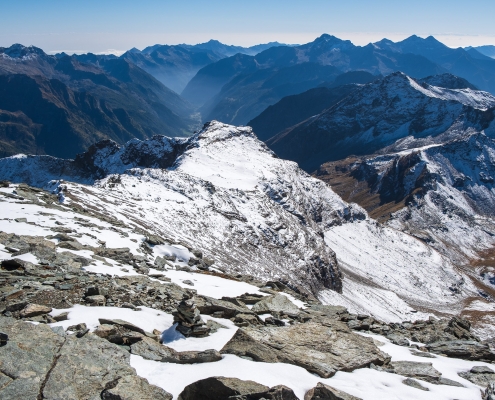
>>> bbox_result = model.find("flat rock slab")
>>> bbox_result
[19,303,52,317]
[390,361,441,383]
[221,321,390,378]
[251,294,300,316]
[177,377,298,400]
[304,382,362,400]
[99,318,146,335]
[402,378,429,391]
[130,336,222,364]
[101,375,172,400]
[458,366,495,387]
[196,296,253,318]
[426,340,495,361]
[0,316,65,399]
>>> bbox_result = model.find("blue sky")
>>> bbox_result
[1,0,494,54]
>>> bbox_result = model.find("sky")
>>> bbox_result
[1,0,495,54]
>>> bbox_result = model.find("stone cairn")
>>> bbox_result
[173,294,210,337]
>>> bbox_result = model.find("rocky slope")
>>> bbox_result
[267,72,495,172]
[317,130,495,325]
[0,121,488,332]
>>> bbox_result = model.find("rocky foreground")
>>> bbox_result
[1,208,495,398]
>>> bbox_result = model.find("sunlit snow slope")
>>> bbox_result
[0,121,486,328]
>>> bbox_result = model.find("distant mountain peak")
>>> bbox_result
[0,43,46,59]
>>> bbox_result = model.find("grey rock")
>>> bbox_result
[53,312,69,322]
[410,349,436,358]
[262,385,299,399]
[99,318,146,335]
[196,296,254,318]
[146,235,166,245]
[251,294,300,316]
[304,382,362,399]
[438,377,464,387]
[85,294,106,305]
[426,340,495,361]
[42,333,132,399]
[309,304,348,318]
[483,382,495,400]
[221,321,389,378]
[402,378,429,391]
[131,336,222,364]
[387,334,409,347]
[51,326,66,337]
[0,317,65,399]
[459,366,495,387]
[178,376,297,400]
[389,361,441,383]
[101,375,172,400]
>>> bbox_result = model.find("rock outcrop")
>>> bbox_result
[0,317,172,399]
[221,321,390,378]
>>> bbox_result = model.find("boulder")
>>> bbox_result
[221,321,390,378]
[19,303,52,318]
[177,377,298,400]
[380,361,464,387]
[101,375,172,400]
[304,382,362,399]
[426,340,495,361]
[251,294,300,316]
[0,315,173,398]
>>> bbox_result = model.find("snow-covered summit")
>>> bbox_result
[0,122,364,295]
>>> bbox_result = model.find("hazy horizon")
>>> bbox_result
[1,0,494,55]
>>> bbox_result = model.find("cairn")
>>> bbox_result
[173,294,210,337]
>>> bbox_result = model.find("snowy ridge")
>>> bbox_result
[408,75,495,110]
[0,121,490,329]
[0,122,363,295]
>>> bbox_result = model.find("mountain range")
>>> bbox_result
[2,32,495,399]
[0,44,199,158]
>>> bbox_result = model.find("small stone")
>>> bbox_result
[94,324,118,339]
[182,280,194,286]
[402,378,429,391]
[53,312,69,322]
[0,331,8,346]
[85,295,106,305]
